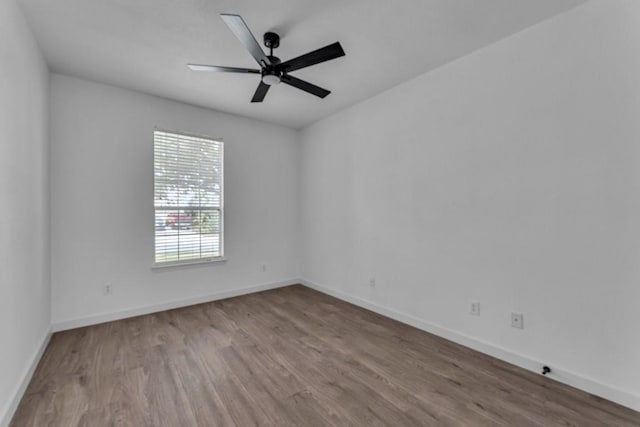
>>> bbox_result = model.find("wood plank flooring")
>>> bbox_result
[11,285,640,426]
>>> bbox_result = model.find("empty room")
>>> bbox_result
[2,0,640,425]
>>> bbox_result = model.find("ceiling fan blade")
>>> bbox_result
[279,42,345,73]
[188,64,260,73]
[251,81,270,103]
[220,14,271,67]
[281,75,330,98]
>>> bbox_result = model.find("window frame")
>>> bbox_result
[152,128,225,268]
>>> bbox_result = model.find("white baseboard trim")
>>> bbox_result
[1,327,52,427]
[52,279,299,332]
[300,278,640,412]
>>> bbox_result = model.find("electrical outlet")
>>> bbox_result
[103,283,113,295]
[470,301,480,316]
[369,277,376,288]
[511,312,524,329]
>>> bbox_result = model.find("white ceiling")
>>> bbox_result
[19,0,586,129]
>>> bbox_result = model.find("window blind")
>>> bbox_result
[153,130,224,264]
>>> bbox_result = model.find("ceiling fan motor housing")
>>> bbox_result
[262,54,282,85]
[262,68,281,85]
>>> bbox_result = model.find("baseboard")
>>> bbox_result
[1,327,52,427]
[52,279,299,332]
[300,278,640,412]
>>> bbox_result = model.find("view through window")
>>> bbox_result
[154,130,223,264]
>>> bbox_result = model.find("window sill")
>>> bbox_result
[151,256,227,270]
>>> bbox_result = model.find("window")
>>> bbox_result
[154,130,224,265]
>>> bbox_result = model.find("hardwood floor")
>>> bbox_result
[11,285,640,426]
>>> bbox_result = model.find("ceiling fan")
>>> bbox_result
[188,14,346,103]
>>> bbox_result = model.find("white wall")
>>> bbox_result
[300,0,640,409]
[50,74,300,327]
[0,0,50,424]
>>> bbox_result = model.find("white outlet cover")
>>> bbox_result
[511,312,524,329]
[470,301,480,316]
